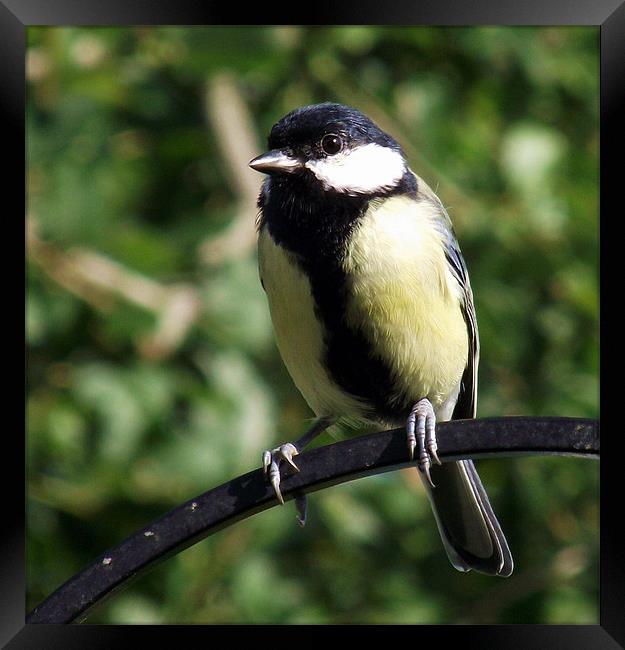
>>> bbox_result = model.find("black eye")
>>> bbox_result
[321,134,343,155]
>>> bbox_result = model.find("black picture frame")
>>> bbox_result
[9,1,616,647]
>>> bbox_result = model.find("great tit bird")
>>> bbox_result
[249,102,513,577]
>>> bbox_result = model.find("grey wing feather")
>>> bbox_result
[443,229,479,420]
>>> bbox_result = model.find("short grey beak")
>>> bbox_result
[249,150,302,174]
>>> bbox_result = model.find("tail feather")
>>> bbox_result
[421,459,513,577]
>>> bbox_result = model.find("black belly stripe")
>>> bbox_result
[260,171,418,421]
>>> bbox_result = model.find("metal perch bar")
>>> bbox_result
[26,416,599,624]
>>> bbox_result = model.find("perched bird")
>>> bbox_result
[249,102,513,577]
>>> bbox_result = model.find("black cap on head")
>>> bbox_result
[267,102,401,155]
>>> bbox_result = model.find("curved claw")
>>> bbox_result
[269,461,285,505]
[421,462,436,488]
[428,443,442,466]
[280,443,300,472]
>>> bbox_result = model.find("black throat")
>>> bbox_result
[259,174,367,262]
[259,170,417,261]
[259,171,418,422]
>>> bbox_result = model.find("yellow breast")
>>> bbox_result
[258,227,367,420]
[342,195,469,415]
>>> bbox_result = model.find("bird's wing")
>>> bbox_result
[445,230,479,420]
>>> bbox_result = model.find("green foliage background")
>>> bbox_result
[27,26,599,624]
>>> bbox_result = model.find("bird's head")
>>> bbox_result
[249,103,410,197]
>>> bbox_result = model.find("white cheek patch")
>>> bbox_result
[304,143,406,195]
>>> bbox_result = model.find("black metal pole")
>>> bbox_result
[26,416,599,624]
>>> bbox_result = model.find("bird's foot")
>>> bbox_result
[262,443,300,504]
[406,398,441,488]
[262,443,307,525]
[261,417,334,526]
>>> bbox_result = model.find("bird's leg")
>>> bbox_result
[406,398,442,488]
[262,416,335,524]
